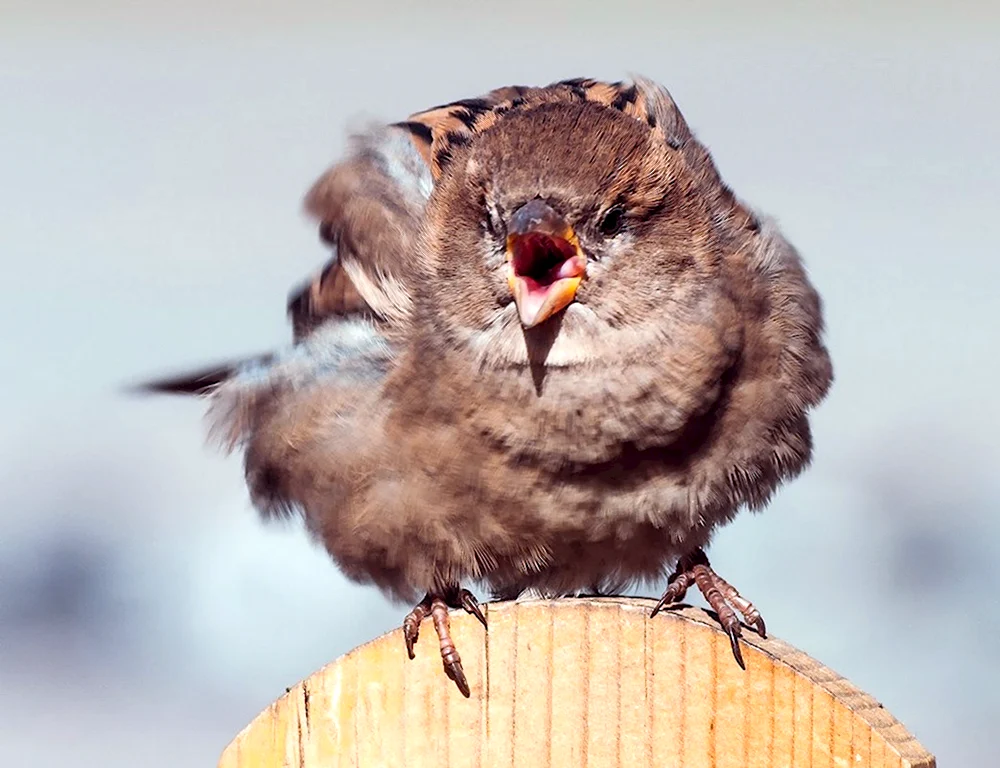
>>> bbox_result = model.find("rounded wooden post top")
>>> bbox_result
[218,597,935,768]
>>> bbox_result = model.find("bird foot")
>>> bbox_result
[401,586,487,697]
[651,548,766,670]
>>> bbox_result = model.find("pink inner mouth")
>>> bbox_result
[509,233,586,291]
[506,232,587,326]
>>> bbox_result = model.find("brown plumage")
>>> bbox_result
[141,76,833,695]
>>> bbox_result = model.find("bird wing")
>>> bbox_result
[139,123,434,395]
[290,123,434,340]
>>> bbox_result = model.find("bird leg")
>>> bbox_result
[651,548,766,670]
[401,586,487,697]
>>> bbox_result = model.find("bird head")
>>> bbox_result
[418,81,756,371]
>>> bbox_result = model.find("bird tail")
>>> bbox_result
[127,353,275,397]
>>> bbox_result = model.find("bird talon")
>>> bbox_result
[726,624,746,670]
[401,594,432,660]
[650,587,679,617]
[445,660,471,698]
[402,586,485,696]
[650,596,668,618]
[651,568,693,617]
[458,588,488,628]
[655,548,763,670]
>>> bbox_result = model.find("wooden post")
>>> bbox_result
[218,597,935,767]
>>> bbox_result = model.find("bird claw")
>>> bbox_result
[401,586,486,697]
[402,595,432,660]
[444,659,471,698]
[458,588,488,629]
[650,591,672,618]
[726,622,746,670]
[650,572,691,617]
[652,548,764,669]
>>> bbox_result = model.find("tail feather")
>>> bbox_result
[129,354,275,396]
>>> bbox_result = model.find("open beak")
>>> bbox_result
[504,199,587,328]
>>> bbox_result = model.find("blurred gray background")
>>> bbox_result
[2,0,997,764]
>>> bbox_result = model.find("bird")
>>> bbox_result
[138,75,833,697]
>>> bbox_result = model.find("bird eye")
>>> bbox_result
[598,206,625,236]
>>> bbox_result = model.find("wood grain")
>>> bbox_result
[217,597,935,768]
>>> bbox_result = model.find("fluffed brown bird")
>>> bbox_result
[139,76,833,696]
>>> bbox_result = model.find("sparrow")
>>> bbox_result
[140,76,833,697]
